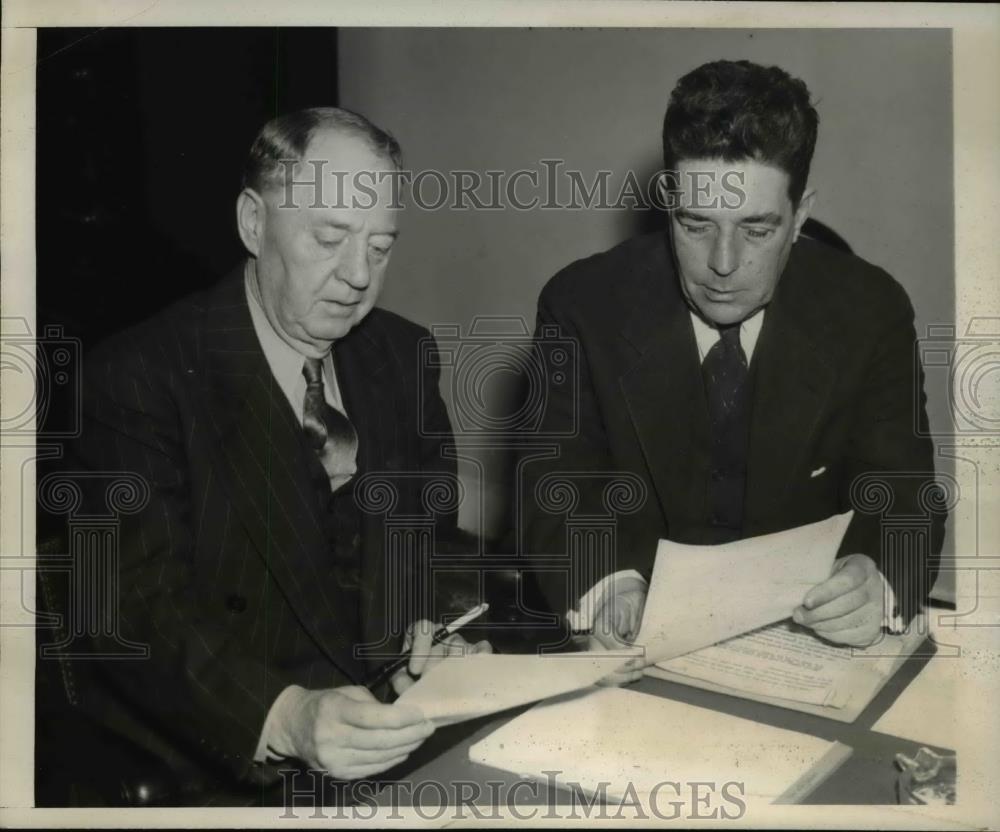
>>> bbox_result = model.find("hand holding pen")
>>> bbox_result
[368,603,492,694]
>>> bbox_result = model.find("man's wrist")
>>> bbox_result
[568,570,647,633]
[254,684,311,764]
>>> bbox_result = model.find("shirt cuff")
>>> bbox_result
[879,571,906,634]
[253,684,307,764]
[566,569,647,632]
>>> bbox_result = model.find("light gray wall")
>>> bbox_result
[339,28,954,596]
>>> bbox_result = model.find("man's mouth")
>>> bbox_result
[703,286,739,300]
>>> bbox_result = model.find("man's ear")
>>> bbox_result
[792,188,817,243]
[236,188,266,256]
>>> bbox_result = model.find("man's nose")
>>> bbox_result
[337,238,371,290]
[708,231,739,277]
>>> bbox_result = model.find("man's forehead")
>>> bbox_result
[674,157,792,215]
[271,138,401,218]
[305,208,399,234]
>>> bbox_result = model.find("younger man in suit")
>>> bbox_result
[522,61,945,677]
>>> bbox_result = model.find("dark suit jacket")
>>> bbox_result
[70,266,457,795]
[522,233,944,622]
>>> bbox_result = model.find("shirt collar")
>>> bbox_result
[689,306,766,364]
[244,261,312,416]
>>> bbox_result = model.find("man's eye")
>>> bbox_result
[681,223,710,235]
[316,236,344,249]
[369,245,391,259]
[744,227,773,240]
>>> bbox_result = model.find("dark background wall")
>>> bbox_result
[36,28,339,346]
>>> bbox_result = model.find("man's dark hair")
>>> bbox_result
[662,60,819,206]
[242,106,402,194]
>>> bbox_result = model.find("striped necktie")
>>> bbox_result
[301,357,359,491]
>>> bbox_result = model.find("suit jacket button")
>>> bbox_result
[352,533,362,547]
[226,594,247,613]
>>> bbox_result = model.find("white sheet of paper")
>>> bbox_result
[469,686,841,802]
[871,615,972,750]
[654,619,887,708]
[634,511,853,665]
[395,650,638,726]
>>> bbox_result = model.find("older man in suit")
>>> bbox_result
[71,108,486,802]
[522,61,945,675]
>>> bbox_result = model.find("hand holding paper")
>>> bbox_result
[793,552,884,646]
[386,612,493,695]
[588,574,648,686]
[632,511,854,665]
[394,650,639,726]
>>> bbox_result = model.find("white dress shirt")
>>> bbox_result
[244,264,351,425]
[568,307,903,636]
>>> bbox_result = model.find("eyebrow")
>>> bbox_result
[674,209,714,223]
[316,219,398,238]
[675,209,784,226]
[740,212,784,226]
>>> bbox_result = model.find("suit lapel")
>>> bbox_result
[744,252,836,526]
[616,236,839,534]
[196,269,362,681]
[333,317,400,649]
[619,237,711,529]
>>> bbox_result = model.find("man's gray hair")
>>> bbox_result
[242,106,402,193]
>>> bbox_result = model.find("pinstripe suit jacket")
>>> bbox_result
[72,266,457,792]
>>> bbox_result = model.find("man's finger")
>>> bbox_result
[808,606,876,634]
[408,619,436,651]
[615,604,629,640]
[337,685,380,704]
[390,669,415,695]
[342,722,432,752]
[794,584,871,625]
[596,666,644,687]
[588,629,626,652]
[341,699,428,730]
[412,634,472,676]
[407,619,447,676]
[439,633,470,657]
[341,754,411,781]
[802,564,866,609]
[815,623,880,647]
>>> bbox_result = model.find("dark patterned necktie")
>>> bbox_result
[302,357,358,491]
[702,324,750,536]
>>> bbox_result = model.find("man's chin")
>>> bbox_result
[694,301,751,328]
[308,314,365,342]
